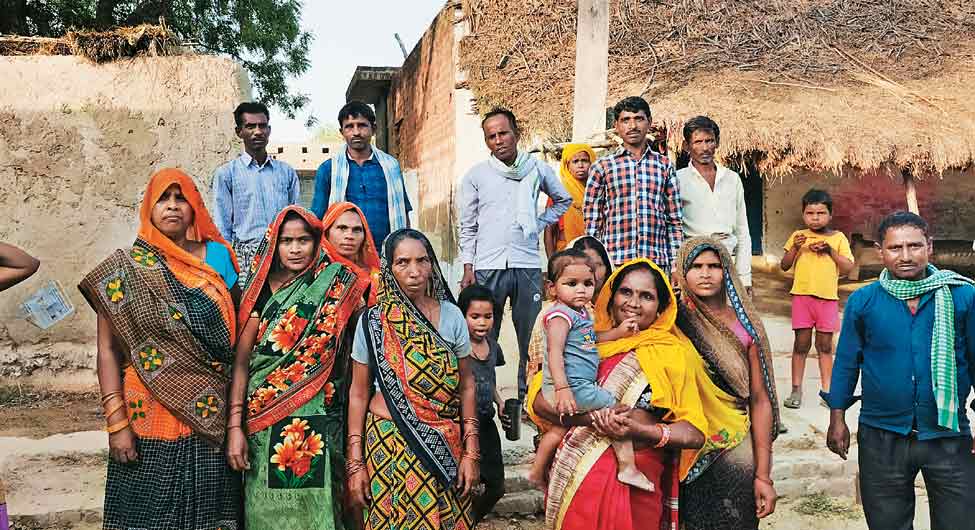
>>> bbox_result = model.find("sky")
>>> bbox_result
[270,0,447,142]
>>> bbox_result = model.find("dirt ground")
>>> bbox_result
[0,386,101,438]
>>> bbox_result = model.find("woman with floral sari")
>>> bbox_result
[675,237,780,529]
[533,259,749,530]
[346,229,480,530]
[79,168,241,530]
[226,205,369,530]
[321,201,381,306]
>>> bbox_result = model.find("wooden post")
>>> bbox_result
[903,171,919,214]
[571,0,610,142]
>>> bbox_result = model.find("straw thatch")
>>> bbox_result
[459,0,975,176]
[0,24,175,62]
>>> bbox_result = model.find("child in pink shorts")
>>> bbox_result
[780,189,854,409]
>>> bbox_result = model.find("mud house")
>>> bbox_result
[349,0,975,282]
[0,32,250,383]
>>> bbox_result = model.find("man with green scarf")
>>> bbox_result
[824,211,975,530]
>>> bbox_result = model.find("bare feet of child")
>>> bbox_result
[617,464,655,492]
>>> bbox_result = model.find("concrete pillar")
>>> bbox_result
[571,0,609,141]
[375,95,389,152]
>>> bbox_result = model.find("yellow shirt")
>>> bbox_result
[784,229,854,300]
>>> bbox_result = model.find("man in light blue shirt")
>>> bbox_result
[459,108,572,401]
[212,102,299,286]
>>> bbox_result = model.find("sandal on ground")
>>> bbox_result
[783,390,802,409]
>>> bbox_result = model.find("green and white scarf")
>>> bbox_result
[879,264,975,432]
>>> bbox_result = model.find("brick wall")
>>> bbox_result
[387,4,462,264]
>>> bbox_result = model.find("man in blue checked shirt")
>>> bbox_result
[824,211,975,530]
[211,102,300,286]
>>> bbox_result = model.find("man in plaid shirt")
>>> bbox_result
[583,96,683,271]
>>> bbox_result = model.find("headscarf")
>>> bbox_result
[555,144,597,251]
[78,168,237,444]
[593,258,749,480]
[675,236,780,443]
[238,206,368,434]
[361,228,461,489]
[320,201,381,306]
[139,168,238,330]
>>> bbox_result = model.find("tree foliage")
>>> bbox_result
[0,0,312,116]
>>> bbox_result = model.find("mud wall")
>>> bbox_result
[0,55,250,384]
[764,169,975,254]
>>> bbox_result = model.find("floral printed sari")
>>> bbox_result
[238,206,369,530]
[78,168,241,530]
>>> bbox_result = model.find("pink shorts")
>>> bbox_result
[791,295,839,332]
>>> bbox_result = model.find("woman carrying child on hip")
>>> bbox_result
[526,248,653,491]
[780,189,855,409]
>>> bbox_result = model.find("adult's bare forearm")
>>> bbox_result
[750,398,774,479]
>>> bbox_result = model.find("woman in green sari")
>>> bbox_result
[227,206,370,529]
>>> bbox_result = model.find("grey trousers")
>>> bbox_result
[475,268,543,401]
[858,424,975,530]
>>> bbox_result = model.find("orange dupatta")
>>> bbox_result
[78,168,238,444]
[139,168,239,339]
[321,201,381,305]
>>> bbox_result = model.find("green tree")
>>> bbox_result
[0,0,312,116]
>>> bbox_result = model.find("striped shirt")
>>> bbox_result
[211,152,300,244]
[583,146,683,270]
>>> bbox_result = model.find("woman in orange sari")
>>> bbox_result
[79,168,241,530]
[544,144,597,257]
[321,201,381,305]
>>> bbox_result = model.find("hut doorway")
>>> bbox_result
[742,169,764,255]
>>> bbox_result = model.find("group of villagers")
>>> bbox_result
[529,144,779,530]
[79,150,777,530]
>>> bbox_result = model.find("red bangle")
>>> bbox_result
[654,424,671,449]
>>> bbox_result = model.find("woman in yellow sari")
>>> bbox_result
[544,144,597,257]
[532,259,749,529]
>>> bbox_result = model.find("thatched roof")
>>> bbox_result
[459,0,975,176]
[0,24,174,62]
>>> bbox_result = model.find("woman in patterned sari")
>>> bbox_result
[675,237,780,530]
[534,259,749,530]
[79,168,241,530]
[321,201,381,306]
[226,205,369,530]
[346,229,480,530]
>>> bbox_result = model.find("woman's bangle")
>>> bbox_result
[554,385,570,392]
[100,390,123,405]
[106,418,130,434]
[227,424,243,431]
[653,424,671,449]
[755,475,774,486]
[346,458,366,475]
[103,400,126,420]
[462,450,481,462]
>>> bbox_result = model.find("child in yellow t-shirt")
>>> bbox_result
[780,189,855,409]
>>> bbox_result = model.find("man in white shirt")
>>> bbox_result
[677,116,753,292]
